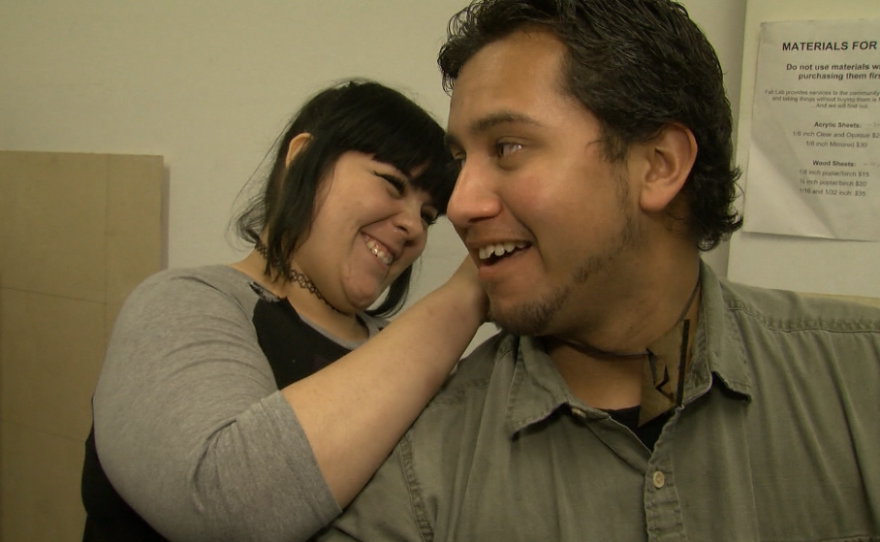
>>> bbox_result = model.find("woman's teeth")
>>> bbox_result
[479,242,528,261]
[366,239,393,265]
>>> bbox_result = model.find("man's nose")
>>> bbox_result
[446,159,502,229]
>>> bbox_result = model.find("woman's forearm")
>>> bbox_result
[283,261,484,506]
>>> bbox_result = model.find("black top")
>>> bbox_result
[81,287,355,541]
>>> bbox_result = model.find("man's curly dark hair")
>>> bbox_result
[438,0,743,250]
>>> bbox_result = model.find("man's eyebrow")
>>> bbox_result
[445,111,540,149]
[471,111,539,135]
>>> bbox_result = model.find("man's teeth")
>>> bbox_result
[366,239,394,265]
[478,242,528,260]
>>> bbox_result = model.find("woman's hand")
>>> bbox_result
[442,255,488,323]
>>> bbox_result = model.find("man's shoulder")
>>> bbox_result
[429,331,514,406]
[719,278,880,334]
[400,330,516,444]
[385,331,518,500]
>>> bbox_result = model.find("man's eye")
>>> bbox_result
[496,142,523,158]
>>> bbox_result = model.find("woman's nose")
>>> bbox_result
[393,199,427,240]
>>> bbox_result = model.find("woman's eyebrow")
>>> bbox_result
[374,159,410,180]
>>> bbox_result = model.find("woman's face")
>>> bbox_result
[293,151,438,313]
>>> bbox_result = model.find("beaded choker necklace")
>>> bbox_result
[253,239,342,313]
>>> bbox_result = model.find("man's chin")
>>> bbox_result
[488,303,552,337]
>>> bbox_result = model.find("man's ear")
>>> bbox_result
[285,133,312,166]
[637,123,697,213]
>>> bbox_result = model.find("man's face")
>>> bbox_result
[445,29,645,337]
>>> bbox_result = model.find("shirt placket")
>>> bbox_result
[643,411,688,542]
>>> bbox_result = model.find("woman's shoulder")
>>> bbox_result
[123,265,265,317]
[135,264,256,292]
[139,264,247,287]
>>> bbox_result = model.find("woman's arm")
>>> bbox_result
[93,260,484,541]
[283,256,485,506]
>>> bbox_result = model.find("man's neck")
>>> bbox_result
[546,343,645,409]
[546,257,702,410]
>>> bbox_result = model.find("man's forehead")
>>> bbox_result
[445,110,540,147]
[447,31,568,117]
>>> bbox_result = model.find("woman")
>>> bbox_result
[81,80,484,541]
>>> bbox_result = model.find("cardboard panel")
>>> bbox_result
[0,288,105,440]
[0,152,107,302]
[0,421,85,542]
[0,150,164,541]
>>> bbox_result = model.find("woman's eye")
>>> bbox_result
[496,142,523,158]
[421,210,439,226]
[378,173,406,194]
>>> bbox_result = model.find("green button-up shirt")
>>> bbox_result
[318,263,880,541]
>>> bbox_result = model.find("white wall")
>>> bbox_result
[728,0,880,298]
[0,0,746,338]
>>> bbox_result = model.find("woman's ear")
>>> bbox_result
[285,133,313,166]
[638,123,697,213]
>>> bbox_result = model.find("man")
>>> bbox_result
[317,0,880,540]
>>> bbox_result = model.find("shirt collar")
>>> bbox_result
[504,260,753,437]
[688,260,753,402]
[505,336,588,436]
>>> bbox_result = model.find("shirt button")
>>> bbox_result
[652,470,666,489]
[571,407,587,419]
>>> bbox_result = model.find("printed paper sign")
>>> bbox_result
[742,19,880,241]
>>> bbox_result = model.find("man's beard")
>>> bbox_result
[488,178,640,336]
[488,285,567,336]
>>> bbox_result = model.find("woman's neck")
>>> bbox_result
[229,251,369,343]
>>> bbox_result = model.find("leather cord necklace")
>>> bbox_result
[555,268,702,362]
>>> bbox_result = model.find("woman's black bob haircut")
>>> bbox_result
[236,79,456,317]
